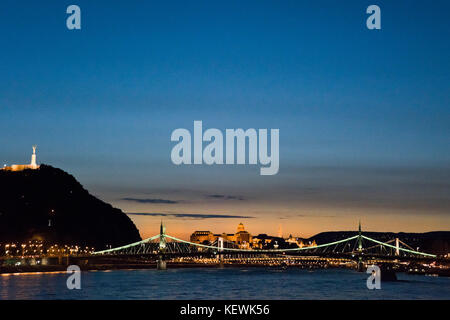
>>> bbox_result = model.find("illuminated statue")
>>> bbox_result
[1,145,40,171]
[30,145,37,168]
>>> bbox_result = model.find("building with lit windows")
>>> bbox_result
[286,234,316,248]
[190,222,253,248]
[190,231,216,244]
[190,223,316,250]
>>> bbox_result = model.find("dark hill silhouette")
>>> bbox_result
[0,165,141,250]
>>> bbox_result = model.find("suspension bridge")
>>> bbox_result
[91,223,437,269]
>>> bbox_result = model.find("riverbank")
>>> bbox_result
[0,262,348,275]
[0,263,216,274]
[2,263,449,277]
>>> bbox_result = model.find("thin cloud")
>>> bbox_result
[296,214,337,218]
[122,197,179,204]
[126,212,254,219]
[206,194,245,201]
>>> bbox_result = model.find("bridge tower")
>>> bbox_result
[159,221,167,251]
[157,221,167,270]
[357,220,364,272]
[395,238,400,256]
[358,220,362,252]
[218,237,224,252]
[217,237,224,268]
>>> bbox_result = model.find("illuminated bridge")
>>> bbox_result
[92,223,437,266]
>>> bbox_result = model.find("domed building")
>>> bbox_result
[235,222,252,248]
[190,222,253,249]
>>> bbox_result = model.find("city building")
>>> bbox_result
[286,234,317,248]
[252,234,284,249]
[190,223,316,250]
[214,232,236,242]
[190,222,253,249]
[234,223,252,248]
[252,234,273,249]
[190,231,215,244]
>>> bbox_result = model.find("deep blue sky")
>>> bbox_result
[0,1,449,237]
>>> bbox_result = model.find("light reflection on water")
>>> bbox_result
[0,268,449,300]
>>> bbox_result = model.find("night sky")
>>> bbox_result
[1,1,449,239]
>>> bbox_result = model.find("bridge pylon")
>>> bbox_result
[159,221,167,253]
[157,221,167,270]
[357,220,364,271]
[217,237,224,268]
[357,220,363,252]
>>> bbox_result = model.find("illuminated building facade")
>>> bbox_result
[234,223,252,248]
[286,234,317,248]
[190,223,253,249]
[190,223,316,250]
[190,231,216,244]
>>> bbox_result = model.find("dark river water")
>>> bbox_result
[1,268,449,300]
